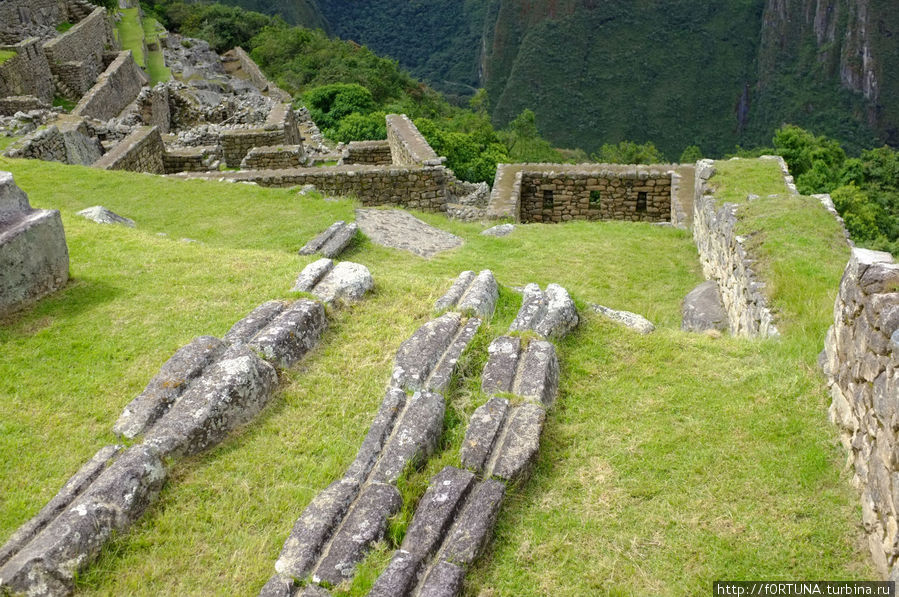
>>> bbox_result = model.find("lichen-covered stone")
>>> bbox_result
[224,300,288,345]
[441,479,505,567]
[425,317,481,393]
[591,303,656,334]
[488,402,546,484]
[311,261,373,304]
[460,397,508,474]
[313,483,402,586]
[509,283,578,339]
[481,223,515,237]
[300,222,345,256]
[480,336,558,407]
[369,390,445,485]
[259,574,295,597]
[391,312,461,391]
[248,299,327,370]
[433,271,475,314]
[0,445,166,597]
[434,270,498,319]
[355,208,462,258]
[481,336,520,396]
[345,388,406,484]
[401,467,475,558]
[367,549,420,597]
[143,344,278,457]
[319,222,358,259]
[113,336,227,438]
[292,258,334,293]
[416,560,465,597]
[682,281,728,333]
[275,478,360,580]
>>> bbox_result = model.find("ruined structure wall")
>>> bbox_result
[4,126,68,163]
[823,248,899,578]
[341,140,392,166]
[692,160,778,337]
[221,103,301,167]
[42,8,111,97]
[386,114,441,166]
[0,0,67,44]
[0,39,54,102]
[163,146,218,174]
[73,51,147,121]
[518,171,671,224]
[94,126,165,174]
[179,165,450,212]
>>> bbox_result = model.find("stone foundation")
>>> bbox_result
[822,248,899,578]
[221,103,303,167]
[0,171,69,317]
[163,145,219,173]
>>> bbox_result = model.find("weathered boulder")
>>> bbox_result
[0,445,166,597]
[248,299,327,369]
[299,221,358,259]
[292,258,334,293]
[509,283,578,339]
[591,303,656,334]
[311,261,373,304]
[481,223,515,237]
[143,344,278,457]
[113,335,228,438]
[76,205,135,227]
[0,171,69,317]
[682,280,728,332]
[433,270,498,319]
[224,300,288,345]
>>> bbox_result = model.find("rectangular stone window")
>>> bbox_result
[589,190,601,208]
[636,191,647,212]
[543,189,554,210]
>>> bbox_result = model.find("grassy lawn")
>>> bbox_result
[0,50,16,66]
[115,8,146,68]
[142,16,171,85]
[0,157,871,595]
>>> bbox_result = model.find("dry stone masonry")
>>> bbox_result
[93,125,165,174]
[72,51,147,122]
[822,248,899,578]
[0,261,367,595]
[340,140,392,166]
[691,159,779,338]
[386,114,443,167]
[0,171,68,317]
[261,274,489,596]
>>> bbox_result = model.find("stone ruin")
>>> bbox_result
[0,170,68,317]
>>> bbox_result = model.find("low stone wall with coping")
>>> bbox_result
[341,140,392,166]
[822,248,899,578]
[163,145,219,174]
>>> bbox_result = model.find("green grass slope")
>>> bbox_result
[0,157,871,595]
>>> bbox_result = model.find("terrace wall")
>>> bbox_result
[73,50,147,121]
[822,248,899,578]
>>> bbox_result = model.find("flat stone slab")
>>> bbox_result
[509,283,578,340]
[143,344,278,457]
[481,336,559,407]
[481,223,515,237]
[76,205,135,227]
[434,270,498,319]
[392,312,481,392]
[313,483,402,586]
[299,221,358,259]
[682,280,728,332]
[0,445,166,596]
[591,304,655,334]
[355,208,462,258]
[113,335,227,439]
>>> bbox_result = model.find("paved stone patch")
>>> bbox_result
[434,270,498,319]
[355,208,462,258]
[591,303,656,334]
[299,221,358,259]
[682,280,728,332]
[76,205,135,227]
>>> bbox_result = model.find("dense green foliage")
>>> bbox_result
[772,125,899,254]
[592,140,667,165]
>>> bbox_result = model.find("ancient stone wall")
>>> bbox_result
[134,84,172,133]
[386,114,442,167]
[42,7,112,98]
[94,126,165,174]
[163,145,219,174]
[0,171,69,317]
[341,140,392,166]
[0,0,67,44]
[0,95,50,116]
[5,125,68,162]
[179,165,450,212]
[519,169,671,224]
[241,145,303,170]
[73,50,147,121]
[220,103,302,167]
[692,160,778,337]
[670,169,689,229]
[0,38,55,102]
[822,248,899,578]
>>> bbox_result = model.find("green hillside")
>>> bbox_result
[0,156,871,594]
